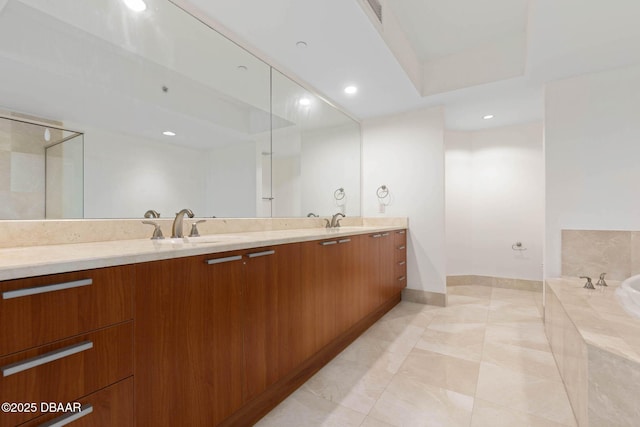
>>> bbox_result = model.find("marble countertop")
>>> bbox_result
[546,277,640,364]
[0,225,405,281]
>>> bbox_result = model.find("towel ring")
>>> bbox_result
[334,188,345,201]
[376,185,389,199]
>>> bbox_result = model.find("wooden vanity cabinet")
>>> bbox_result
[394,230,408,292]
[134,252,245,427]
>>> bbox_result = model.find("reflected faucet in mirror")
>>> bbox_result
[144,210,160,218]
[172,209,195,238]
[307,213,318,217]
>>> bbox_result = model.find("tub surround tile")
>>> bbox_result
[545,277,640,427]
[561,229,632,280]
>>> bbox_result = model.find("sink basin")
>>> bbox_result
[616,274,640,318]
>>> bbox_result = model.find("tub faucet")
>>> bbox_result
[172,208,194,238]
[580,276,595,289]
[330,212,345,228]
[596,273,608,287]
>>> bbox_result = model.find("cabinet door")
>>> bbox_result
[301,239,338,354]
[335,236,360,334]
[134,253,244,427]
[243,243,303,401]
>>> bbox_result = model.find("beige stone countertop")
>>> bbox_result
[0,225,406,281]
[547,277,640,364]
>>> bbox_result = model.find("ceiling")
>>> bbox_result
[178,0,640,131]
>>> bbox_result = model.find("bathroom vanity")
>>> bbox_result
[0,225,407,426]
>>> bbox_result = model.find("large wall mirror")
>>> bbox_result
[0,0,361,219]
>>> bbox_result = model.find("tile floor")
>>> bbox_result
[255,285,577,427]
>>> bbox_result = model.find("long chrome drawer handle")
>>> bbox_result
[381,232,389,237]
[397,230,406,234]
[398,276,406,282]
[247,250,275,258]
[39,404,93,427]
[338,239,351,244]
[206,255,243,265]
[320,241,338,246]
[398,261,406,266]
[2,341,93,377]
[398,245,406,250]
[371,234,382,238]
[2,278,92,300]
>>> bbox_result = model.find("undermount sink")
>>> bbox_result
[616,274,640,318]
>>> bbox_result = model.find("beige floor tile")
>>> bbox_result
[487,303,543,324]
[399,348,480,396]
[447,294,491,307]
[476,362,576,426]
[360,416,396,427]
[415,324,485,362]
[337,336,409,374]
[481,341,562,382]
[430,304,489,324]
[361,320,424,356]
[255,388,366,427]
[369,374,474,427]
[471,398,574,427]
[303,357,394,414]
[448,285,493,298]
[484,322,551,352]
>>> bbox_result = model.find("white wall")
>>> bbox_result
[545,63,640,277]
[362,107,446,294]
[84,128,208,218]
[446,122,544,281]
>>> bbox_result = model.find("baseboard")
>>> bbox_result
[446,275,542,292]
[401,288,447,307]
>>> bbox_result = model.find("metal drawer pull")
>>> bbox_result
[320,241,338,246]
[206,255,242,265]
[338,239,351,244]
[398,276,406,282]
[398,261,406,266]
[2,341,93,377]
[371,234,382,238]
[3,278,92,300]
[397,230,406,234]
[398,245,406,250]
[247,250,275,258]
[39,404,93,427]
[381,232,389,237]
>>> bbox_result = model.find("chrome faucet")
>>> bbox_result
[144,209,160,218]
[596,273,608,287]
[330,212,345,228]
[172,208,194,238]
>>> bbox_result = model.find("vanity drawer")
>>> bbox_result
[0,322,132,427]
[18,377,133,427]
[394,229,407,247]
[0,265,133,356]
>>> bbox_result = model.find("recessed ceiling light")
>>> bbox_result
[123,0,147,12]
[162,131,176,136]
[483,114,494,120]
[237,65,248,71]
[344,85,358,95]
[296,41,308,48]
[299,97,311,107]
